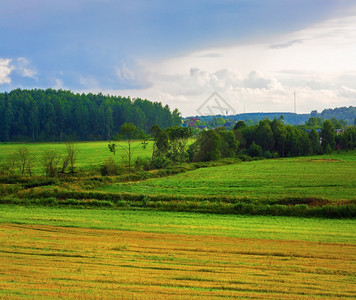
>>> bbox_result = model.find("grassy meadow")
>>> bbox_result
[1,207,355,299]
[0,141,355,217]
[1,142,356,298]
[0,140,153,174]
[102,154,356,202]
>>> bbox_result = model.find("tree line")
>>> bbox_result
[102,117,356,176]
[152,117,356,166]
[0,89,181,142]
[1,118,354,178]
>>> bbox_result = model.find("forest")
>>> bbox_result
[0,89,181,142]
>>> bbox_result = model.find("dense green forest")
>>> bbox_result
[0,89,181,142]
[185,118,356,162]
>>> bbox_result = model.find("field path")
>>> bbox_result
[1,223,355,299]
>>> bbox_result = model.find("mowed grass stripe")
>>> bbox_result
[1,224,355,299]
[101,153,356,202]
[1,206,356,243]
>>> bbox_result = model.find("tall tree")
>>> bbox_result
[151,125,169,159]
[193,130,221,162]
[321,120,336,151]
[309,129,322,154]
[165,126,192,162]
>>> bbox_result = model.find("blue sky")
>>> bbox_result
[1,0,356,115]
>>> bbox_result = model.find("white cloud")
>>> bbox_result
[0,57,38,86]
[0,58,14,84]
[16,57,38,80]
[116,64,136,81]
[79,75,99,89]
[123,13,356,115]
[53,78,64,89]
[243,71,282,90]
[75,12,356,116]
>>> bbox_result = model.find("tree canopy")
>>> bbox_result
[0,89,182,142]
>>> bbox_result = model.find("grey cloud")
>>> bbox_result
[197,53,223,58]
[339,86,356,98]
[337,72,356,89]
[269,39,304,49]
[114,64,153,90]
[243,71,273,89]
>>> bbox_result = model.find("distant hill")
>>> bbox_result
[185,106,355,126]
[319,106,356,125]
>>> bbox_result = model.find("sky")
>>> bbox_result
[1,0,356,116]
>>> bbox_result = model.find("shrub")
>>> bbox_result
[263,150,272,159]
[135,156,151,171]
[0,153,18,175]
[248,142,263,157]
[151,156,171,169]
[100,157,121,176]
[42,150,60,177]
[236,154,252,161]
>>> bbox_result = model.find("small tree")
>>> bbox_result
[165,126,192,162]
[59,154,70,174]
[16,147,35,176]
[151,125,169,159]
[57,143,79,174]
[110,123,149,172]
[66,143,79,173]
[108,142,116,156]
[0,153,17,175]
[43,150,60,177]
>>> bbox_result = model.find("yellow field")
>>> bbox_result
[1,223,355,299]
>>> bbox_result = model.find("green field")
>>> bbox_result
[1,143,355,217]
[1,207,355,298]
[1,144,356,298]
[101,152,356,202]
[1,206,355,243]
[0,141,153,174]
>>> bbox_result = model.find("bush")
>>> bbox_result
[236,154,252,161]
[263,150,272,159]
[100,157,121,176]
[135,156,151,171]
[0,153,18,175]
[151,156,171,169]
[248,142,263,157]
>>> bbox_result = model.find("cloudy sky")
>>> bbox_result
[1,0,356,116]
